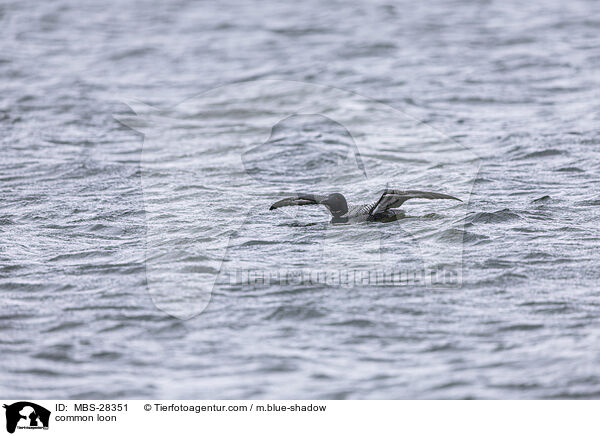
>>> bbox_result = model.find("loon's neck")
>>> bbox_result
[331,216,349,224]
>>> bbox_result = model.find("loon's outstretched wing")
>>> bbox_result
[269,193,327,210]
[369,189,461,215]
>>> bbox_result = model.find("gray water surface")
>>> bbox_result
[2,0,600,399]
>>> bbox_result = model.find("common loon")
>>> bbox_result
[269,189,462,223]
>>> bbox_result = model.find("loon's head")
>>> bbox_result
[321,193,348,217]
